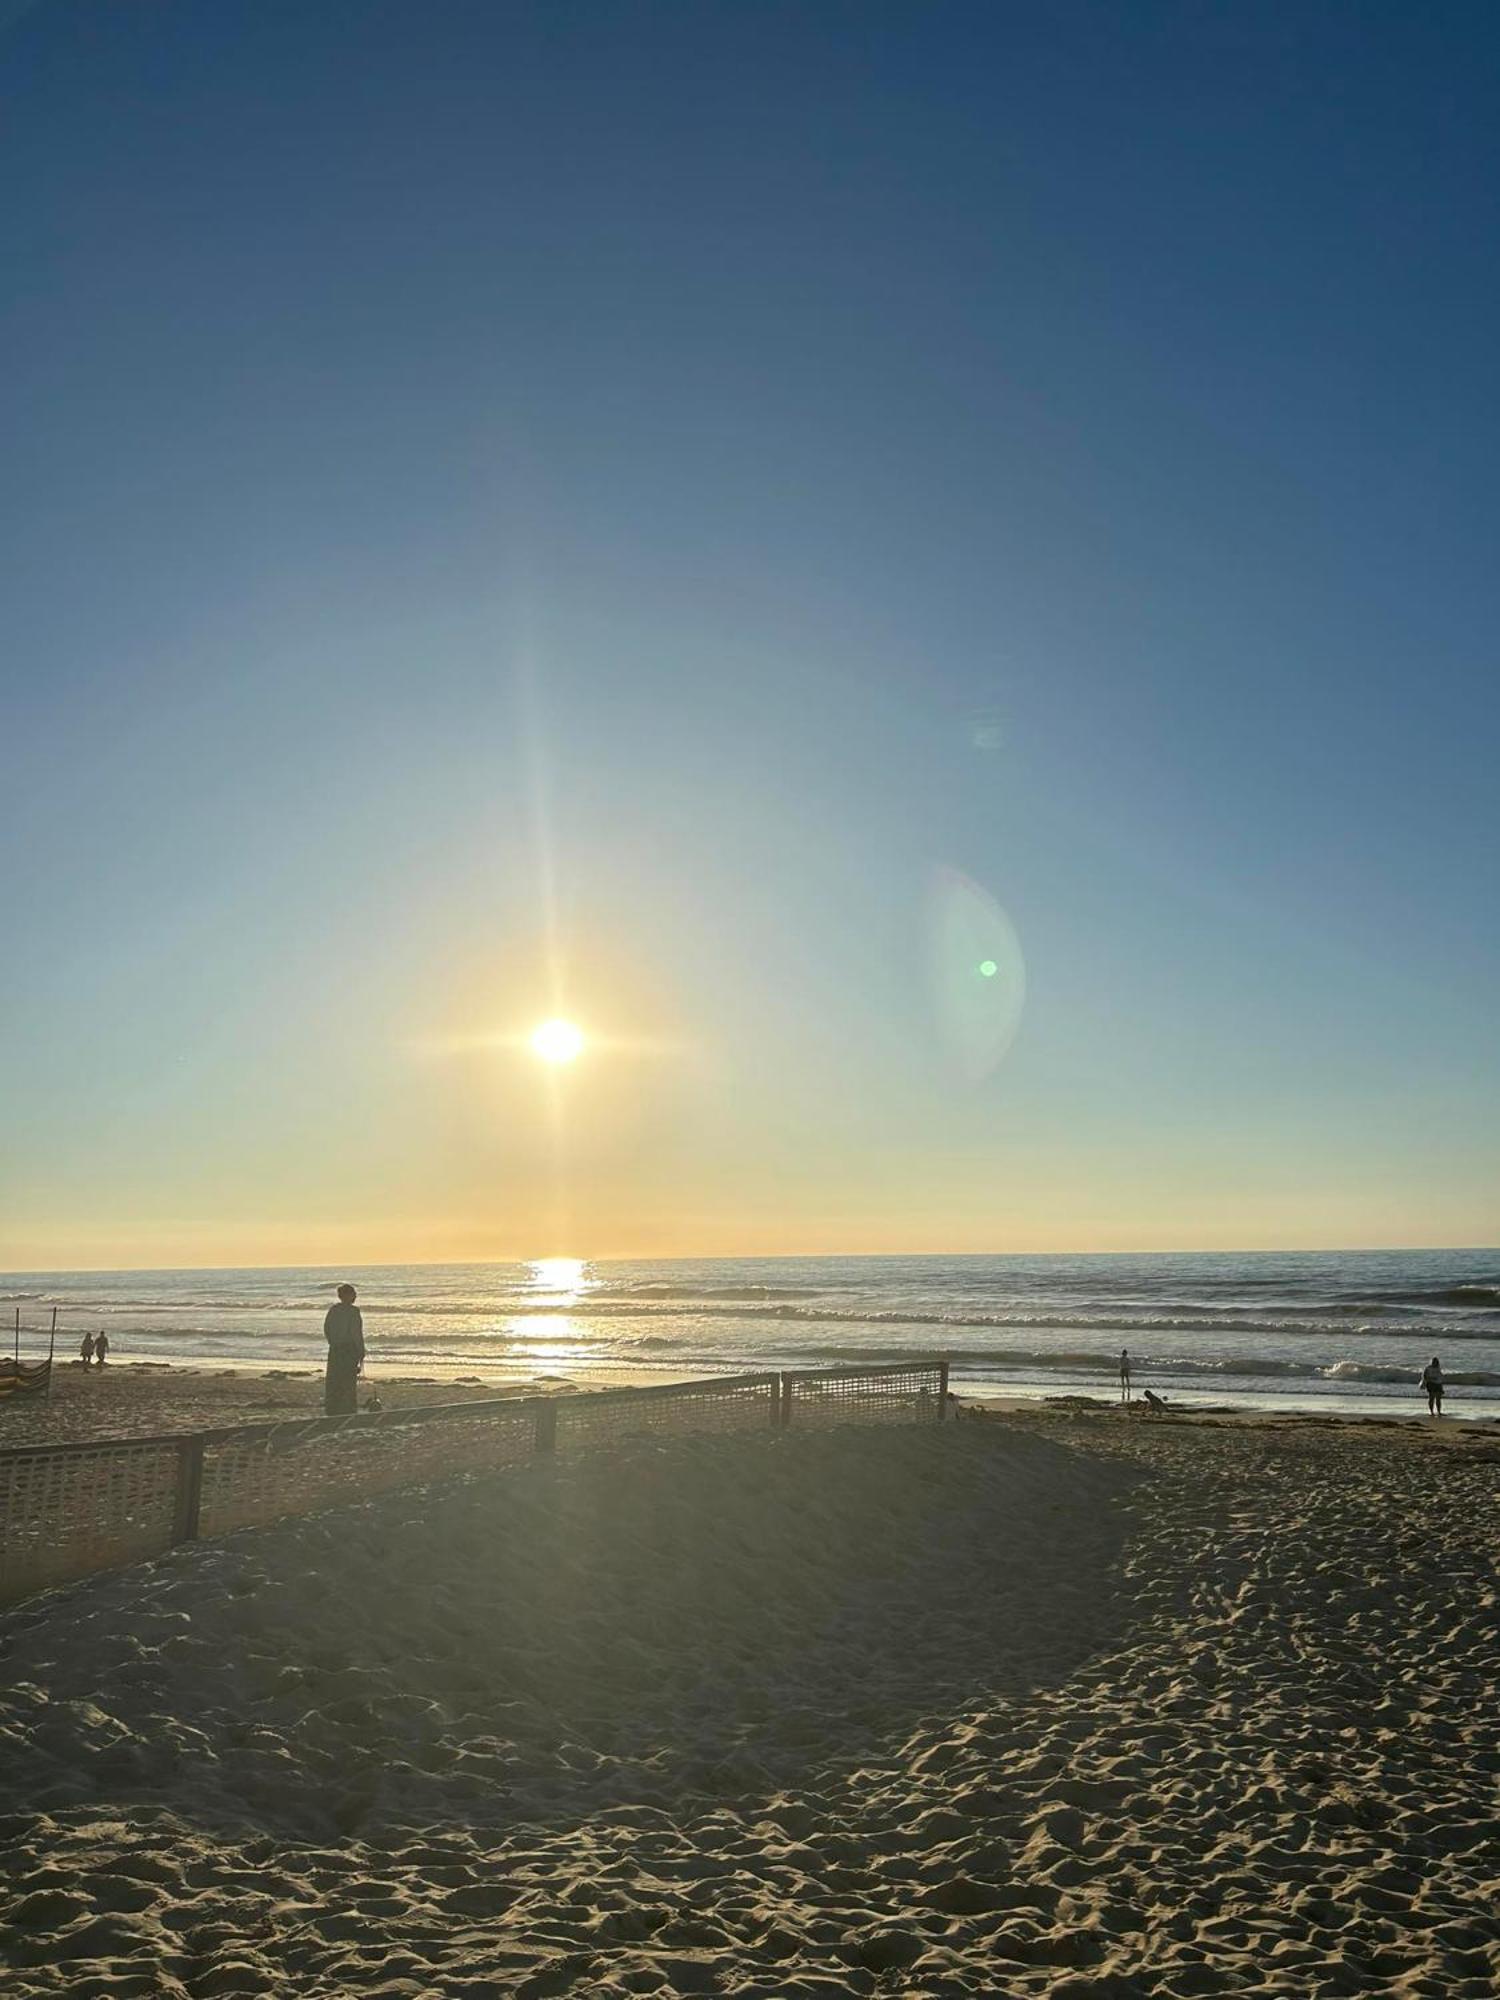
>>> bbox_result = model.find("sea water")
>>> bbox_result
[4,1249,1500,1417]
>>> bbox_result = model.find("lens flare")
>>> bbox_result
[928,869,1025,1079]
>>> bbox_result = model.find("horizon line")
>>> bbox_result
[2,1241,1497,1277]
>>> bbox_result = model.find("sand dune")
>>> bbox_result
[2,1414,1497,1995]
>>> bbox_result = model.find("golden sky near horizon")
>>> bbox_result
[5,918,1495,1274]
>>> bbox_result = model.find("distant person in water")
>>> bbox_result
[94,1330,109,1366]
[1421,1355,1444,1417]
[323,1284,365,1415]
[79,1332,96,1368]
[1119,1349,1132,1404]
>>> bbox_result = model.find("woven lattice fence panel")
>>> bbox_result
[0,1364,946,1605]
[554,1374,778,1455]
[198,1400,543,1536]
[0,1440,182,1603]
[783,1361,945,1429]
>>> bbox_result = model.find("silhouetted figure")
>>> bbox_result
[1421,1355,1444,1417]
[1119,1348,1132,1403]
[323,1283,365,1416]
[94,1331,110,1366]
[79,1332,96,1368]
[1142,1388,1168,1414]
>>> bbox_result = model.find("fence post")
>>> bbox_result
[769,1376,782,1428]
[172,1437,206,1543]
[938,1358,949,1418]
[534,1402,557,1455]
[780,1374,794,1429]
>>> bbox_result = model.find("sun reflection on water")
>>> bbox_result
[503,1312,603,1370]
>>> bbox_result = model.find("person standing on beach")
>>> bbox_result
[1420,1355,1444,1417]
[79,1332,95,1368]
[323,1284,365,1415]
[94,1331,110,1366]
[1119,1348,1132,1403]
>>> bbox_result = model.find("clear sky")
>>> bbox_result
[4,1,1499,1268]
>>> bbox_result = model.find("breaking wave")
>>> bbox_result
[1319,1295,1498,1315]
[19,1298,1500,1345]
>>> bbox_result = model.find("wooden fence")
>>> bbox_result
[0,1359,947,1606]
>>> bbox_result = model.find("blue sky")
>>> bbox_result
[3,1,1498,1264]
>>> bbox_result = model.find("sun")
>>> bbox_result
[530,1018,585,1064]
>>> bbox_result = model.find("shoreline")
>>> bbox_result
[9,1248,1500,1428]
[968,1387,1500,1426]
[3,1357,1498,1450]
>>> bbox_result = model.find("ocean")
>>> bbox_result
[4,1249,1499,1417]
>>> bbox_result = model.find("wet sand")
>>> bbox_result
[1,1406,1498,1995]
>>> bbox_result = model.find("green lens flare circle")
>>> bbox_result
[978,960,998,978]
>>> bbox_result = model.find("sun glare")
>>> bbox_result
[529,1257,586,1297]
[530,1018,585,1064]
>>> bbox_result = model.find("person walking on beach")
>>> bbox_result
[1119,1348,1132,1404]
[1421,1355,1445,1417]
[323,1284,365,1415]
[79,1332,96,1368]
[94,1330,110,1366]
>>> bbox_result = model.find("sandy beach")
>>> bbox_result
[2,1401,1498,1996]
[0,1363,561,1448]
